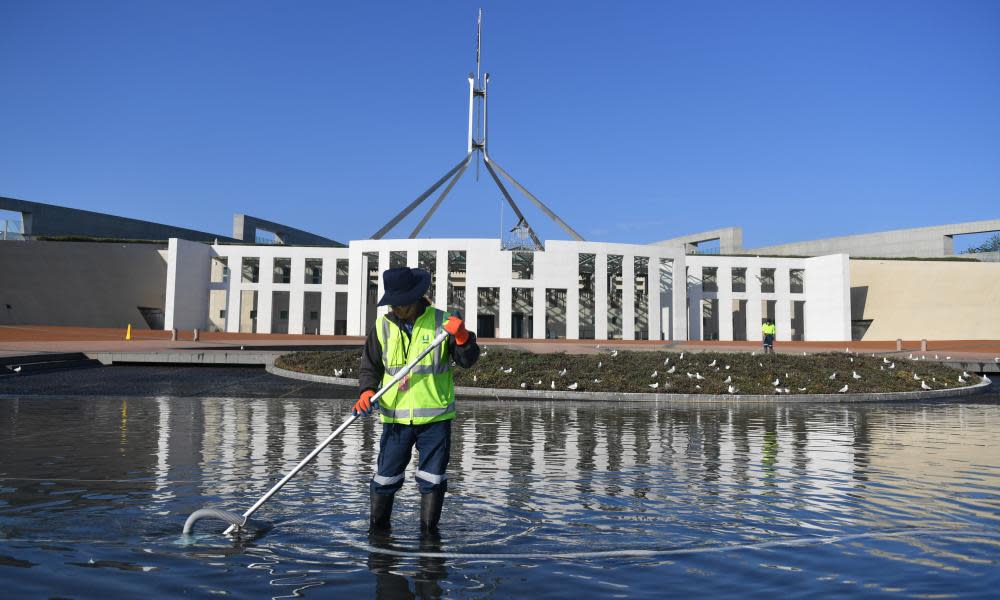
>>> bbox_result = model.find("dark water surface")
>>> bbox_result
[1,372,999,598]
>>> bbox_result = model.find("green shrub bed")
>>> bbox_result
[275,348,982,395]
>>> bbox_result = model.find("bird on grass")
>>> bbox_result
[883,357,890,364]
[958,376,966,384]
[772,378,780,386]
[502,367,513,374]
[650,370,658,378]
[550,381,555,390]
[723,375,732,384]
[838,384,849,393]
[774,388,783,394]
[725,365,731,370]
[534,379,542,385]
[663,357,670,366]
[558,368,567,376]
[728,385,738,394]
[708,359,717,367]
[889,363,895,370]
[686,372,693,378]
[610,350,619,357]
[921,380,932,390]
[963,371,970,378]
[852,371,862,380]
[880,366,885,371]
[568,383,578,390]
[13,366,21,373]
[597,361,602,369]
[473,374,478,382]
[679,353,685,360]
[782,387,790,394]
[593,379,602,383]
[649,382,659,390]
[913,373,920,380]
[666,366,676,374]
[334,368,344,377]
[695,372,705,380]
[520,382,527,389]
[798,387,807,392]
[829,372,837,380]
[695,384,701,390]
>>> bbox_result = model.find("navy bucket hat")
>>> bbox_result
[377,267,432,307]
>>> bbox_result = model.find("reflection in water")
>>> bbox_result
[1,397,999,598]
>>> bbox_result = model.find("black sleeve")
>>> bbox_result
[358,325,383,394]
[449,331,480,368]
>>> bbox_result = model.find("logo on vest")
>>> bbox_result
[421,334,430,343]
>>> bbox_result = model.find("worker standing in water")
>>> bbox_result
[355,267,480,536]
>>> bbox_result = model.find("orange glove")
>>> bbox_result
[353,389,376,416]
[444,315,470,345]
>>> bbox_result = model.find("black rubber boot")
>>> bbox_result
[369,491,394,533]
[419,488,446,536]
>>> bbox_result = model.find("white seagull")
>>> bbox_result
[708,359,717,367]
[502,367,513,374]
[649,382,659,390]
[686,372,694,378]
[774,388,783,394]
[958,376,966,384]
[666,366,676,374]
[13,365,21,373]
[610,350,618,357]
[568,382,578,390]
[679,352,685,360]
[829,372,837,380]
[889,363,895,369]
[913,373,920,380]
[535,379,542,385]
[550,381,556,390]
[473,374,478,382]
[921,380,932,390]
[725,365,731,370]
[558,368,567,376]
[593,378,602,383]
[597,361,603,369]
[650,370,658,378]
[852,371,862,380]
[838,384,849,393]
[798,387,807,392]
[520,382,528,389]
[695,372,705,380]
[728,385,738,394]
[723,375,732,384]
[663,357,670,366]
[772,378,780,386]
[334,368,343,377]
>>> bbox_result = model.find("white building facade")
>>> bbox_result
[165,237,851,341]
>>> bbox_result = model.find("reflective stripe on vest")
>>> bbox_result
[376,307,455,425]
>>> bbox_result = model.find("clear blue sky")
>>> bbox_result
[2,1,998,249]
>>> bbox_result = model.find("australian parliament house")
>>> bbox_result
[2,14,998,343]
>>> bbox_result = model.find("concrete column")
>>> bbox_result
[687,267,702,341]
[622,255,635,340]
[435,247,448,308]
[747,260,763,342]
[346,251,365,336]
[533,287,545,339]
[499,284,512,338]
[595,254,608,339]
[647,257,660,342]
[225,254,242,333]
[775,268,792,341]
[320,260,337,335]
[288,256,305,334]
[164,238,212,331]
[257,256,274,334]
[465,274,479,333]
[377,250,389,319]
[672,258,688,341]
[718,265,734,341]
[566,279,580,340]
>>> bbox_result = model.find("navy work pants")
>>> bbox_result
[371,419,451,496]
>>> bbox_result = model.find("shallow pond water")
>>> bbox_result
[2,393,999,598]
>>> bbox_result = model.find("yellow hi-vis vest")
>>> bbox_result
[375,306,455,425]
[762,322,776,335]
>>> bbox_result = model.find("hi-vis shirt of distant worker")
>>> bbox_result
[354,267,480,536]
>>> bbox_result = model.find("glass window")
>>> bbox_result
[419,251,437,301]
[634,256,649,340]
[760,268,775,293]
[512,251,533,279]
[304,259,322,284]
[732,267,746,293]
[336,259,349,284]
[702,266,718,292]
[390,251,408,269]
[790,269,804,294]
[607,254,623,339]
[241,257,259,283]
[578,253,596,339]
[211,256,229,284]
[273,258,291,284]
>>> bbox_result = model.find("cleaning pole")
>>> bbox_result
[183,329,451,536]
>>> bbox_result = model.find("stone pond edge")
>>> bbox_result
[265,362,991,403]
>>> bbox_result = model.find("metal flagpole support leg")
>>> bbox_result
[184,330,452,536]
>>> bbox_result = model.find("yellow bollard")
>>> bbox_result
[125,324,132,341]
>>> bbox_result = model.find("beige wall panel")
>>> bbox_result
[851,259,1000,340]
